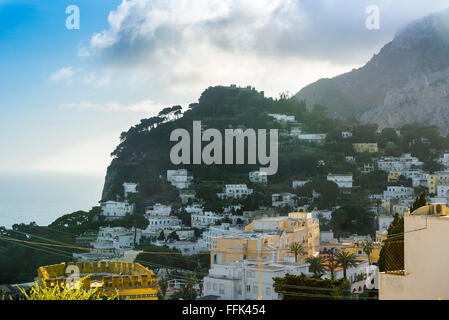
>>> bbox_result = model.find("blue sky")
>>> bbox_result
[1,0,449,177]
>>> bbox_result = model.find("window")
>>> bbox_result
[219,284,225,295]
[246,285,251,293]
[213,283,217,290]
[266,287,271,296]
[213,241,218,248]
[206,282,211,290]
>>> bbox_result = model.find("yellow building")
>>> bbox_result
[340,241,382,264]
[38,261,159,300]
[388,171,401,182]
[353,143,378,153]
[428,172,449,195]
[210,211,320,267]
[376,231,387,243]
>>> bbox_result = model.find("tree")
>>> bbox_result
[362,241,374,265]
[123,214,149,246]
[387,213,404,237]
[273,273,349,300]
[17,276,118,300]
[305,256,326,275]
[158,276,168,300]
[336,251,357,280]
[167,231,180,242]
[326,249,339,280]
[289,242,307,263]
[157,230,165,242]
[410,191,427,213]
[179,272,198,300]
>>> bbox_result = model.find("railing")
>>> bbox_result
[384,236,404,275]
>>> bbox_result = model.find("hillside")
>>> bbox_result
[101,85,346,205]
[294,8,449,133]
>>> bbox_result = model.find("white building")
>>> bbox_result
[202,223,244,250]
[292,180,309,189]
[402,170,428,187]
[294,133,327,143]
[437,184,449,198]
[290,127,302,136]
[176,229,195,241]
[377,154,423,173]
[320,231,334,243]
[167,169,193,189]
[249,171,268,184]
[361,163,375,174]
[185,203,204,215]
[345,156,355,163]
[327,174,353,188]
[383,186,414,200]
[217,184,253,199]
[268,114,296,122]
[91,227,141,251]
[166,241,202,256]
[202,260,310,300]
[312,210,332,220]
[379,203,449,299]
[100,201,135,221]
[145,203,172,216]
[342,131,353,138]
[271,193,297,208]
[144,216,182,236]
[123,182,138,199]
[191,211,224,228]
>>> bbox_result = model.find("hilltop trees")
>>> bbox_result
[330,206,375,238]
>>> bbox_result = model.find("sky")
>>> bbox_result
[1,0,449,178]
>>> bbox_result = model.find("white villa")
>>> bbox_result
[100,201,135,221]
[383,186,414,200]
[167,169,193,189]
[268,113,296,122]
[123,182,138,199]
[327,173,353,188]
[91,227,141,251]
[217,184,253,199]
[249,171,268,184]
[271,193,297,208]
[145,203,172,216]
[202,260,310,300]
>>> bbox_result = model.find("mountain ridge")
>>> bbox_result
[294,8,449,134]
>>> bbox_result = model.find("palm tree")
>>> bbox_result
[181,272,198,300]
[305,256,326,275]
[326,248,339,280]
[289,242,307,263]
[362,241,374,265]
[336,251,358,280]
[158,276,168,300]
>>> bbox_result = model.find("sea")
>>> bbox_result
[0,172,104,229]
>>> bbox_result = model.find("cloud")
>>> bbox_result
[59,99,165,113]
[49,67,79,82]
[80,0,449,97]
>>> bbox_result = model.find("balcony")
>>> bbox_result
[384,235,404,275]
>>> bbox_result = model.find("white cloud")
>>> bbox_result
[49,67,79,82]
[83,0,449,98]
[59,99,165,113]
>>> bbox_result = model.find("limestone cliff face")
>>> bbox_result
[295,8,449,133]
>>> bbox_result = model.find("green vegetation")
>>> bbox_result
[272,273,351,300]
[17,276,119,300]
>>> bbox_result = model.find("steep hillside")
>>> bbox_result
[295,8,449,133]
